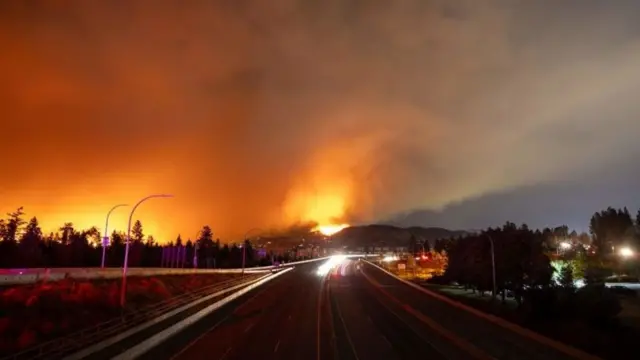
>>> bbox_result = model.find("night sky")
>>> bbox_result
[1,1,640,241]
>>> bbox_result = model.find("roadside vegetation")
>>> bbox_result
[413,207,640,359]
[0,273,254,356]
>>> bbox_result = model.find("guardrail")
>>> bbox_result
[0,256,338,285]
[2,274,268,360]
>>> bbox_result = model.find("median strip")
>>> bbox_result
[110,267,294,360]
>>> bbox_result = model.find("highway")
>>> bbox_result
[139,257,594,360]
[139,261,334,360]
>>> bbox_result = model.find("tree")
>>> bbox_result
[198,225,214,244]
[83,226,101,247]
[198,225,215,268]
[19,217,43,267]
[0,219,6,240]
[5,207,26,243]
[59,222,74,245]
[590,207,634,256]
[111,231,125,247]
[559,263,576,291]
[132,220,144,242]
[22,217,43,242]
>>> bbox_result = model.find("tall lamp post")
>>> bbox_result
[120,194,173,307]
[102,203,127,268]
[487,234,497,301]
[193,230,201,269]
[242,228,262,277]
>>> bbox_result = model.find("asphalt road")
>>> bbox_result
[143,261,334,360]
[359,261,596,360]
[141,258,593,360]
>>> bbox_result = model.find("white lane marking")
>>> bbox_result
[333,288,361,360]
[219,347,232,360]
[244,322,254,333]
[379,335,392,348]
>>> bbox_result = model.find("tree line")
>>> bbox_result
[426,206,640,323]
[0,207,296,269]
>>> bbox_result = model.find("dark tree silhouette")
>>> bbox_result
[132,220,144,242]
[590,207,635,257]
[5,207,26,243]
[19,217,43,267]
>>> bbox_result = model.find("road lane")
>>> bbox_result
[328,260,478,360]
[145,261,335,360]
[361,261,596,360]
[137,256,591,360]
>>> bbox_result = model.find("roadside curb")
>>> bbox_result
[363,260,601,360]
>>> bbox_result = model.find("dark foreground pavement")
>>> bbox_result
[359,261,598,360]
[140,258,596,360]
[143,261,335,360]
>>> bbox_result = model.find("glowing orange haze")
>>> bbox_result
[0,2,392,243]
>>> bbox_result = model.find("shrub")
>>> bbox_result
[521,287,560,320]
[426,275,450,285]
[0,274,242,356]
[575,284,621,324]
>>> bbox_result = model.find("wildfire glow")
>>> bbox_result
[314,223,349,236]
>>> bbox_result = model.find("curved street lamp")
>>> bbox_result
[120,194,173,307]
[102,203,128,268]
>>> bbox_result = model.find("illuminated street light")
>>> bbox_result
[121,194,173,307]
[559,242,572,250]
[619,247,634,258]
[102,204,127,268]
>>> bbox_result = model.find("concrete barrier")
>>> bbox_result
[0,257,334,285]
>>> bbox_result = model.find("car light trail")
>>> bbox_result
[316,255,347,276]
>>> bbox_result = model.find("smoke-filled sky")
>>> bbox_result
[2,0,640,241]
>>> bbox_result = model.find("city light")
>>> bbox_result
[382,255,398,262]
[559,242,572,250]
[619,247,634,258]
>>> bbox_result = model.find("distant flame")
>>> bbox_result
[314,223,349,236]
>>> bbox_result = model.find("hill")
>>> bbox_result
[331,224,468,248]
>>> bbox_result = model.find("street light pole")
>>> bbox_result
[120,194,173,307]
[102,204,127,268]
[193,230,200,269]
[487,234,497,301]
